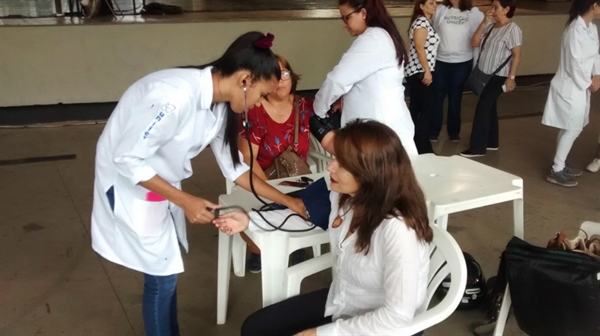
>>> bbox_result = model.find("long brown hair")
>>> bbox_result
[339,0,408,65]
[409,0,428,28]
[334,120,433,254]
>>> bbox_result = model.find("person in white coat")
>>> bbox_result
[215,120,432,336]
[542,0,600,187]
[91,32,306,335]
[312,0,419,158]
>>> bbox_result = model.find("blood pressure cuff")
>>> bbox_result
[264,178,331,231]
[309,112,341,143]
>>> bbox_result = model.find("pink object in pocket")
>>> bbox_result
[146,191,167,202]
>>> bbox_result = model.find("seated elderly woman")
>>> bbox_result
[217,120,433,336]
[238,54,338,273]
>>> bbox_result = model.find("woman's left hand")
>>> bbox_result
[504,78,516,92]
[295,328,317,336]
[212,211,250,235]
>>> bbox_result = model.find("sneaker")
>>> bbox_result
[289,249,306,266]
[460,150,485,158]
[487,146,499,151]
[248,253,261,273]
[563,165,583,177]
[546,170,578,187]
[586,158,600,173]
[450,136,460,143]
[429,136,439,143]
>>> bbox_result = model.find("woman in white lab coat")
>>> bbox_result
[542,0,600,187]
[313,0,419,158]
[91,32,306,335]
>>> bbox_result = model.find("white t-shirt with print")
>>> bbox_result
[407,16,440,76]
[433,6,484,63]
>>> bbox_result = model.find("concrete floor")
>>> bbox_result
[0,87,598,335]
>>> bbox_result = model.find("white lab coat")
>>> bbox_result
[542,16,600,131]
[313,27,419,158]
[91,67,249,276]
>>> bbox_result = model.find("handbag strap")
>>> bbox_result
[476,26,494,66]
[478,24,513,76]
[293,97,300,151]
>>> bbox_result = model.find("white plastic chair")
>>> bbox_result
[578,221,600,238]
[283,224,468,335]
[308,134,333,173]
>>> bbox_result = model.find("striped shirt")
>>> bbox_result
[478,22,522,77]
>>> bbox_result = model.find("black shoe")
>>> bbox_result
[450,135,461,143]
[248,253,261,273]
[429,136,439,143]
[460,150,485,158]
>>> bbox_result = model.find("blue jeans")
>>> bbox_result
[143,273,180,336]
[431,59,473,138]
[105,187,180,336]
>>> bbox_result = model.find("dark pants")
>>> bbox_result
[241,287,425,336]
[431,59,473,138]
[106,186,180,336]
[407,73,435,154]
[241,288,332,336]
[468,75,506,153]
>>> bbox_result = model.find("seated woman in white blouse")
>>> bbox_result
[214,120,433,336]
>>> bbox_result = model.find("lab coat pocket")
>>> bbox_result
[130,198,169,237]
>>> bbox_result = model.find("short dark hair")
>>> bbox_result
[443,0,473,11]
[496,0,517,18]
[276,54,301,93]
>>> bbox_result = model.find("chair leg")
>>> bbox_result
[436,214,449,230]
[312,244,322,257]
[232,234,247,277]
[217,231,233,324]
[513,198,524,240]
[260,235,290,307]
[493,285,512,336]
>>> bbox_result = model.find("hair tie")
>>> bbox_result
[254,33,275,49]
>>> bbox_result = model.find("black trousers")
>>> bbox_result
[241,287,426,336]
[241,288,331,336]
[468,75,506,153]
[407,73,435,154]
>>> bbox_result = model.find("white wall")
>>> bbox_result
[0,14,577,107]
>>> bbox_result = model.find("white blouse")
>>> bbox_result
[316,192,431,335]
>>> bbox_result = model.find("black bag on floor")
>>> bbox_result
[501,237,600,336]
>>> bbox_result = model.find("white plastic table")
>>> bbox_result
[413,154,524,240]
[216,173,329,325]
[412,154,524,336]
